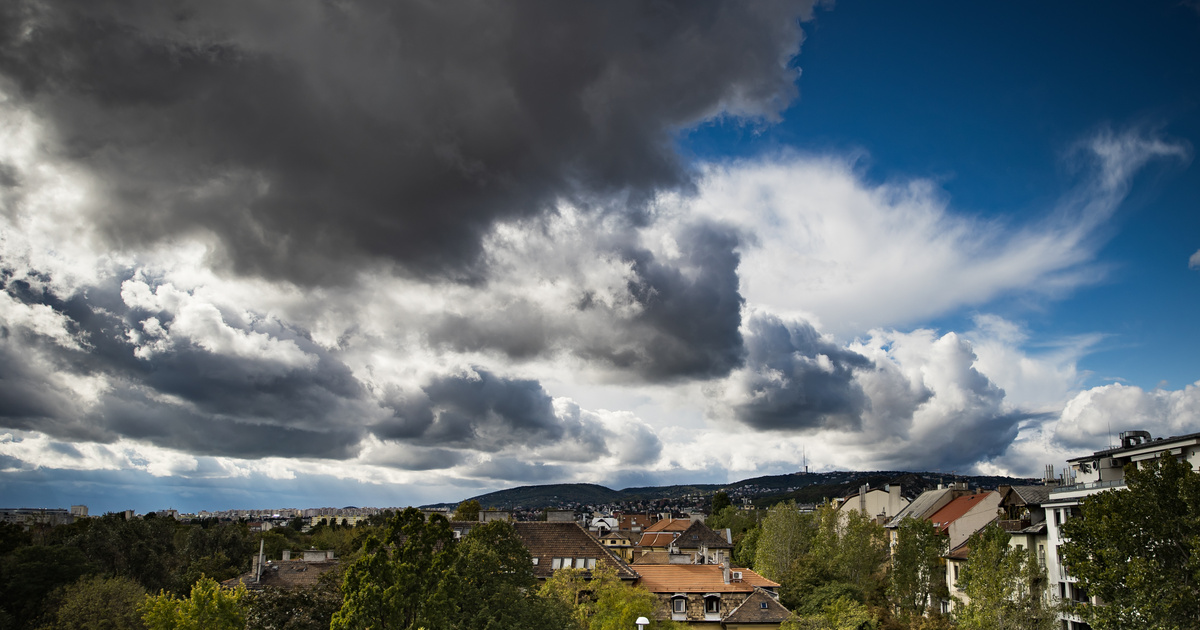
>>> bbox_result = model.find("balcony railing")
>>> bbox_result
[1049,480,1125,494]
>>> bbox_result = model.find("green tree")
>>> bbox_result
[711,491,732,515]
[452,499,482,522]
[781,507,886,617]
[754,502,815,582]
[39,575,147,630]
[431,520,571,630]
[331,508,456,630]
[1061,453,1200,630]
[954,523,1056,630]
[735,525,760,568]
[0,544,93,628]
[888,517,948,621]
[141,576,247,630]
[783,596,876,630]
[539,565,675,630]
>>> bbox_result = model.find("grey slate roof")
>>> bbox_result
[513,522,638,580]
[885,487,954,528]
[722,588,791,624]
[673,520,733,549]
[1008,485,1051,506]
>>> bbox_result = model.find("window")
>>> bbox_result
[672,598,687,613]
[531,558,539,565]
[705,597,720,614]
[551,558,569,569]
[760,603,768,609]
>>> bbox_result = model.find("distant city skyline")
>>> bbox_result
[1,1,1198,512]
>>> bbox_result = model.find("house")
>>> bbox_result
[634,564,786,629]
[837,483,909,525]
[667,521,735,565]
[720,588,792,630]
[598,530,637,561]
[512,521,638,581]
[617,512,660,532]
[927,491,1000,551]
[1045,429,1200,630]
[636,518,694,556]
[944,541,971,609]
[997,485,1051,570]
[883,484,969,550]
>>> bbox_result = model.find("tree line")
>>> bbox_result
[2,458,1194,630]
[706,455,1198,630]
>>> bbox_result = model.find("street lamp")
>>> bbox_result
[636,616,649,630]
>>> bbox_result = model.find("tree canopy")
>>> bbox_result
[452,500,482,522]
[888,517,947,622]
[711,491,732,515]
[332,508,570,630]
[141,576,248,630]
[953,522,1057,630]
[1061,453,1200,630]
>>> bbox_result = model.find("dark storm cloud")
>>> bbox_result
[467,457,566,483]
[602,223,747,380]
[0,0,815,284]
[426,221,747,381]
[0,268,370,458]
[728,313,873,431]
[376,368,608,456]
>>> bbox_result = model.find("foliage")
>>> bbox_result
[711,491,732,515]
[0,544,93,628]
[784,596,877,630]
[141,576,247,630]
[735,525,760,568]
[1061,453,1200,630]
[37,575,147,630]
[707,506,761,536]
[539,565,675,630]
[244,577,343,630]
[782,507,887,614]
[887,517,947,621]
[754,502,816,582]
[331,507,457,630]
[0,523,31,556]
[954,522,1057,630]
[452,499,482,522]
[333,509,570,630]
[432,520,571,630]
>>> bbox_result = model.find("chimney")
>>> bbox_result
[254,539,265,583]
[722,560,731,584]
[282,550,291,561]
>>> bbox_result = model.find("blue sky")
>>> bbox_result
[0,0,1198,514]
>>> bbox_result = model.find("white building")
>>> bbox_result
[1044,430,1200,630]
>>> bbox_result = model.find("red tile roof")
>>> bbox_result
[638,532,679,548]
[634,565,778,594]
[644,518,692,533]
[928,494,992,532]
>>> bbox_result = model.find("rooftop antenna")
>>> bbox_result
[1108,420,1113,450]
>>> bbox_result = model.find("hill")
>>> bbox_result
[422,470,1040,512]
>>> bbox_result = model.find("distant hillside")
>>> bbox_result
[421,470,1040,512]
[466,483,625,510]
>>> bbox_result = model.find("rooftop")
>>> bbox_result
[634,565,778,594]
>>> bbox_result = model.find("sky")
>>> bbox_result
[1,0,1199,514]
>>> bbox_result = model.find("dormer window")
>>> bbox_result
[671,595,688,620]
